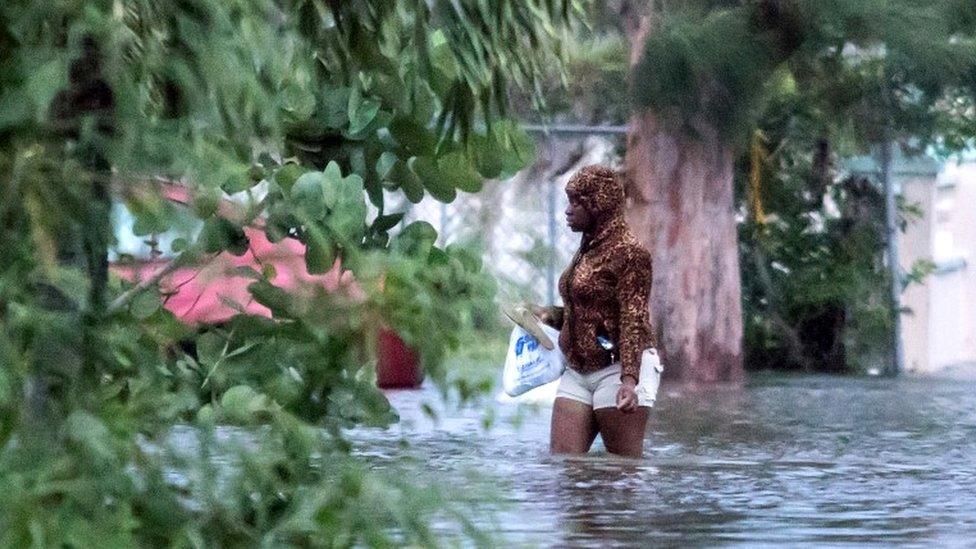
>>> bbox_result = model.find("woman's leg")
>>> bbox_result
[550,397,598,454]
[594,407,649,458]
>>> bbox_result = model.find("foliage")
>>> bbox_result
[515,33,631,125]
[722,0,976,373]
[633,6,782,140]
[737,135,892,373]
[737,93,932,373]
[623,0,976,371]
[632,0,976,147]
[0,0,580,545]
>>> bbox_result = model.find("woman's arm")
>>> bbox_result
[616,251,653,383]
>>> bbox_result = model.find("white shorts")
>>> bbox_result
[556,360,659,410]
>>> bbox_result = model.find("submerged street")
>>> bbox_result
[354,374,976,546]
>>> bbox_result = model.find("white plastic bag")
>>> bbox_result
[502,324,565,396]
[636,348,665,407]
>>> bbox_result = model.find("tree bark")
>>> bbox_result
[623,15,744,383]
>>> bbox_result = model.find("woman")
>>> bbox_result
[533,165,656,458]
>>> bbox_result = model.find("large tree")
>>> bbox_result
[0,1,580,544]
[622,0,976,382]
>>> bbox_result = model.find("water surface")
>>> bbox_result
[352,374,976,546]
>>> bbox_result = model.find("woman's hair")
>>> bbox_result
[566,165,624,219]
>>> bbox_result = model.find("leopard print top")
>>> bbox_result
[541,165,655,382]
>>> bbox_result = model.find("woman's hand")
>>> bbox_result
[526,303,548,322]
[616,376,639,413]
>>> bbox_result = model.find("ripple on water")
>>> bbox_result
[344,375,976,546]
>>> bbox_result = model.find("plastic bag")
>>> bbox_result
[636,348,665,407]
[502,324,565,396]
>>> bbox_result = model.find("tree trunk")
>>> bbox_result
[623,16,744,383]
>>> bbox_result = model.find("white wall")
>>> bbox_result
[900,156,976,373]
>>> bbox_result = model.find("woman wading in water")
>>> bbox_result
[533,165,656,458]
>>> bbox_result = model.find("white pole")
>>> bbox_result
[880,141,905,376]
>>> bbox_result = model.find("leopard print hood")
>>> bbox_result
[565,164,625,228]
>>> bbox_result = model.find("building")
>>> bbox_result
[898,152,976,374]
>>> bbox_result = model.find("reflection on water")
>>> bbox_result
[350,374,976,546]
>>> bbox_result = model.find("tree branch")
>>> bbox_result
[107,251,213,314]
[751,235,814,371]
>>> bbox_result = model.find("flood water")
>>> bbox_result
[351,374,976,546]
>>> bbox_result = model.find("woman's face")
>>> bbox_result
[565,194,593,232]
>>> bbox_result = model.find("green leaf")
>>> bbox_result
[320,161,345,209]
[323,86,352,128]
[305,227,335,274]
[428,247,451,266]
[0,366,12,407]
[365,171,384,210]
[0,91,30,130]
[445,243,483,272]
[496,120,536,175]
[265,204,295,243]
[248,280,296,318]
[290,171,328,220]
[48,267,89,309]
[170,237,188,253]
[197,332,224,365]
[411,81,438,124]
[412,156,457,202]
[471,132,505,179]
[283,83,316,121]
[376,151,397,180]
[199,218,248,256]
[275,163,305,194]
[131,201,178,236]
[248,164,265,182]
[220,164,254,194]
[322,162,368,244]
[266,371,304,407]
[389,117,436,156]
[348,86,381,134]
[192,189,221,218]
[227,266,262,280]
[438,151,482,192]
[64,411,116,464]
[388,159,425,203]
[372,212,404,232]
[224,341,258,360]
[27,60,67,120]
[428,30,457,79]
[331,198,367,245]
[220,385,275,424]
[393,221,438,258]
[196,404,215,425]
[130,290,161,320]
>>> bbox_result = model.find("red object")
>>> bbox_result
[111,182,422,388]
[376,327,424,389]
[112,227,355,324]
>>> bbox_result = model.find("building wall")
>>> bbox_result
[936,161,976,363]
[900,157,976,373]
[899,175,935,373]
